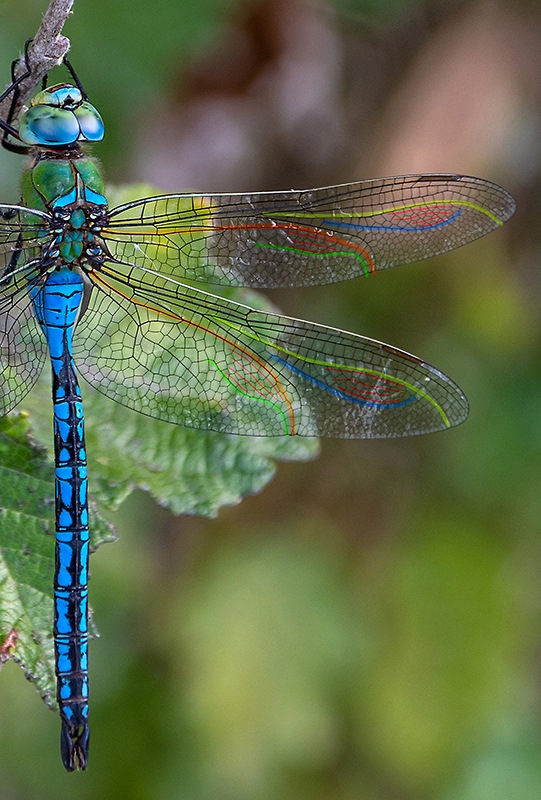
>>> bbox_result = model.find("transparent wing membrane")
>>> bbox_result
[0,205,51,413]
[103,174,516,289]
[72,261,468,437]
[0,288,47,414]
[0,173,515,435]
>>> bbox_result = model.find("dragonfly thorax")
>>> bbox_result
[21,147,109,269]
[19,83,104,147]
[46,204,107,267]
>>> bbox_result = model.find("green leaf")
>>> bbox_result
[85,391,318,517]
[0,413,115,709]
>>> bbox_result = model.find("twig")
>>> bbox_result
[0,0,75,129]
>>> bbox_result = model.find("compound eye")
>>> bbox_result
[19,106,80,145]
[75,103,104,141]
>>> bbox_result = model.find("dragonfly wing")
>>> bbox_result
[0,204,51,249]
[74,262,468,438]
[102,174,515,289]
[0,204,53,307]
[0,207,51,414]
[0,287,47,415]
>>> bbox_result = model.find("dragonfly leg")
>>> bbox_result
[62,55,89,101]
[0,39,35,153]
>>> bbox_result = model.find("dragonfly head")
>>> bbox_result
[18,83,104,147]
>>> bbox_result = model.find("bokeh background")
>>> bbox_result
[0,0,540,797]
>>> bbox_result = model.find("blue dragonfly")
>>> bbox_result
[0,47,515,770]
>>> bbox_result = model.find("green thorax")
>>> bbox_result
[22,155,106,213]
[22,155,107,264]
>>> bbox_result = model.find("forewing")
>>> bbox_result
[0,204,50,268]
[102,174,515,288]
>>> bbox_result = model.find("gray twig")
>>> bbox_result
[0,0,75,131]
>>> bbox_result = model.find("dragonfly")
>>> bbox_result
[0,45,515,771]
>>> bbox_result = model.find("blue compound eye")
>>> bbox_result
[19,106,80,145]
[20,85,104,145]
[74,103,104,141]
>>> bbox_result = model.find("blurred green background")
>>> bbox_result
[0,0,540,797]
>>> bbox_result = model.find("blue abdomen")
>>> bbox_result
[34,269,91,771]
